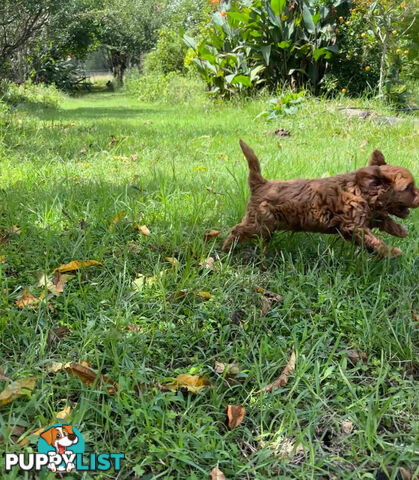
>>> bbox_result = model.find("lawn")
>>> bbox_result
[0,91,418,479]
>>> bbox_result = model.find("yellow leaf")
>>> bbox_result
[38,272,74,295]
[0,255,6,264]
[196,291,212,300]
[163,374,211,394]
[135,225,150,236]
[48,362,64,374]
[56,405,72,420]
[258,348,296,392]
[53,260,102,273]
[109,212,125,230]
[165,257,179,267]
[210,467,226,480]
[0,377,36,406]
[15,290,39,309]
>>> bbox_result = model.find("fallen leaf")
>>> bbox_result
[38,272,74,295]
[214,361,241,375]
[196,291,212,300]
[125,323,142,332]
[64,362,118,395]
[412,310,418,322]
[341,419,354,435]
[256,287,283,303]
[109,212,125,230]
[258,348,296,392]
[47,362,64,374]
[0,377,36,406]
[131,154,138,161]
[48,326,70,345]
[165,257,179,267]
[11,226,20,234]
[200,257,215,270]
[166,289,188,302]
[163,374,211,394]
[56,405,72,420]
[272,436,305,459]
[15,290,39,309]
[226,404,245,429]
[53,260,102,273]
[261,297,271,317]
[135,225,150,236]
[0,368,10,382]
[203,230,221,240]
[210,467,226,480]
[360,139,368,148]
[347,350,368,366]
[132,274,158,292]
[0,255,6,264]
[127,242,141,253]
[79,147,87,154]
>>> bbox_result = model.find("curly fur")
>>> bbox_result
[222,141,419,257]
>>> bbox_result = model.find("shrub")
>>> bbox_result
[256,91,306,119]
[142,28,188,75]
[124,70,206,104]
[0,81,64,109]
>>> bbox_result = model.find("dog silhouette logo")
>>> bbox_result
[38,423,85,472]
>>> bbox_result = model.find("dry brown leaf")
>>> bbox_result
[203,230,221,240]
[226,404,245,429]
[200,257,215,270]
[131,154,138,161]
[48,326,70,345]
[256,287,283,303]
[109,212,125,230]
[399,467,412,480]
[347,350,367,366]
[135,225,150,236]
[127,242,141,253]
[163,374,211,394]
[54,260,102,273]
[214,361,241,375]
[341,419,354,435]
[261,297,271,317]
[125,323,142,332]
[64,362,118,395]
[0,377,36,406]
[167,289,188,302]
[258,348,296,392]
[15,290,39,309]
[11,226,20,234]
[412,310,418,322]
[38,272,74,295]
[272,436,305,460]
[0,367,10,382]
[48,362,64,374]
[210,467,226,480]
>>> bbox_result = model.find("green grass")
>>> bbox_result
[0,91,418,479]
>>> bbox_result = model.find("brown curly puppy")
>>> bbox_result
[222,140,418,257]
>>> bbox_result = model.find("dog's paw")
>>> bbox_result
[389,247,403,257]
[48,463,56,472]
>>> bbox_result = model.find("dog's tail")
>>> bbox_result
[239,139,266,193]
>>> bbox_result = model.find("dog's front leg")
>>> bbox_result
[371,215,407,238]
[341,227,402,257]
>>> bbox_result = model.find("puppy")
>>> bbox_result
[222,140,418,256]
[40,424,78,472]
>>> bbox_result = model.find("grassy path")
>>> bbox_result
[0,92,418,479]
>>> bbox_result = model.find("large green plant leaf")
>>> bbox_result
[302,4,316,34]
[270,0,286,15]
[261,45,271,65]
[183,34,196,50]
[231,75,252,87]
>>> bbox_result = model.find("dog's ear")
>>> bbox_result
[62,424,74,435]
[356,166,390,189]
[40,427,55,445]
[368,150,386,166]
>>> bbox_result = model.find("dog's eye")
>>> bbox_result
[56,433,61,438]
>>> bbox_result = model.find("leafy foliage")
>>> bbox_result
[256,91,306,119]
[0,81,63,109]
[185,0,351,97]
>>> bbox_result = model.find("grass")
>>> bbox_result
[0,90,418,480]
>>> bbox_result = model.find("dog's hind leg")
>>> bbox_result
[370,215,407,238]
[222,218,261,251]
